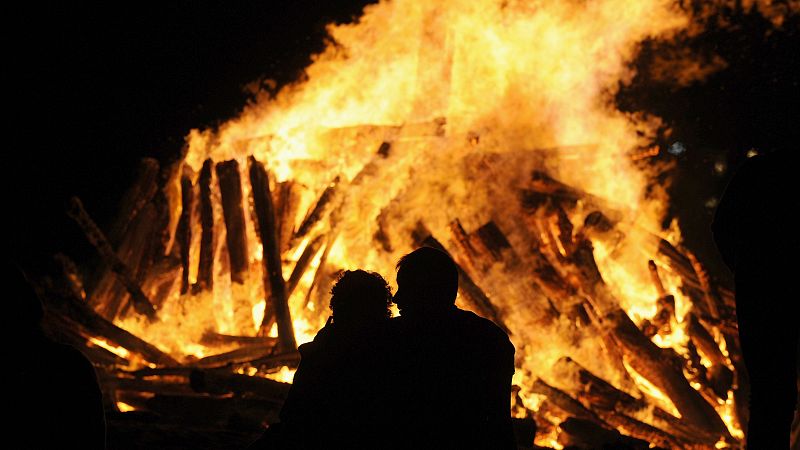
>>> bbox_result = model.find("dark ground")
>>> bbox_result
[9,2,799,284]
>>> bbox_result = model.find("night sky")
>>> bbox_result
[10,2,799,282]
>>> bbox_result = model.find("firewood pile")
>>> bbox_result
[29,135,744,449]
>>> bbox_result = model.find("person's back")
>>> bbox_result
[9,262,106,450]
[390,247,515,450]
[712,150,799,449]
[256,270,393,449]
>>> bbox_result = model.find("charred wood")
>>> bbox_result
[597,410,684,449]
[199,331,278,348]
[604,308,728,436]
[107,158,160,247]
[193,343,277,369]
[190,368,291,400]
[302,236,334,309]
[275,180,300,253]
[530,379,603,424]
[178,169,194,294]
[215,160,249,284]
[286,235,325,299]
[557,417,650,450]
[249,156,296,351]
[194,159,214,292]
[68,197,158,320]
[292,176,340,246]
[35,273,177,366]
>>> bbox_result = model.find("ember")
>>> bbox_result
[24,0,800,448]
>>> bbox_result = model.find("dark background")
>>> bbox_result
[10,2,799,282]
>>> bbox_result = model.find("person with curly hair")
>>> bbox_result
[251,269,394,449]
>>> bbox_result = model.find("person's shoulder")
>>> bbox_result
[455,309,513,344]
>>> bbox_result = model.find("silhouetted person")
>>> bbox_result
[250,269,393,449]
[9,263,106,449]
[712,150,799,449]
[390,247,516,449]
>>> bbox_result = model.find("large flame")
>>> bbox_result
[108,0,798,444]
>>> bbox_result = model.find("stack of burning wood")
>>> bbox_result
[30,139,744,448]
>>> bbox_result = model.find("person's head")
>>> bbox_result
[394,247,458,315]
[329,269,392,327]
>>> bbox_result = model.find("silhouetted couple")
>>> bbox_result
[253,247,516,449]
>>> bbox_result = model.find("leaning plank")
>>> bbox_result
[286,235,325,299]
[215,160,249,284]
[190,368,291,400]
[193,343,277,369]
[35,273,177,366]
[67,197,157,320]
[199,331,278,348]
[530,379,604,424]
[292,176,341,246]
[249,156,296,351]
[194,159,215,292]
[107,157,160,247]
[177,167,195,294]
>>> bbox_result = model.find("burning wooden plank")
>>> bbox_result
[107,157,161,247]
[249,156,296,351]
[34,271,177,366]
[286,234,325,299]
[67,197,158,320]
[215,159,249,284]
[199,331,278,348]
[193,343,277,369]
[177,167,194,294]
[274,180,301,253]
[190,368,291,400]
[194,159,214,292]
[292,176,340,246]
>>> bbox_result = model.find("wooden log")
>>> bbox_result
[604,308,729,436]
[192,343,277,369]
[246,351,302,372]
[54,253,86,301]
[521,171,622,215]
[249,156,296,351]
[67,197,157,320]
[199,331,278,348]
[100,203,161,320]
[685,251,722,320]
[447,220,479,273]
[215,160,249,284]
[557,417,650,450]
[530,379,604,424]
[292,176,340,246]
[554,357,721,446]
[565,236,728,435]
[275,180,300,253]
[177,168,194,294]
[100,374,194,396]
[194,159,214,292]
[286,234,325,299]
[473,221,517,264]
[42,312,130,367]
[597,410,684,449]
[107,157,160,247]
[302,236,334,309]
[35,273,177,366]
[189,368,291,400]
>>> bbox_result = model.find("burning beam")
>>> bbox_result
[67,197,158,321]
